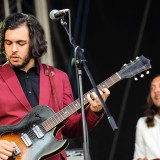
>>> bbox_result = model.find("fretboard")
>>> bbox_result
[41,72,121,132]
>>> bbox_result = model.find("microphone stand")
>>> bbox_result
[60,18,118,160]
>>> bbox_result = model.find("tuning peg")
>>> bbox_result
[140,74,144,78]
[136,56,139,59]
[146,70,150,74]
[134,77,138,81]
[130,60,133,63]
[123,64,127,66]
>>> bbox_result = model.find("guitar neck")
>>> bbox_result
[41,72,121,132]
[40,55,151,132]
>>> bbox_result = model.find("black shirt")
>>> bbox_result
[14,63,40,107]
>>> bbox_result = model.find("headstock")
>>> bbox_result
[118,55,151,80]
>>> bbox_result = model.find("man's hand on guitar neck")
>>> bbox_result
[0,140,16,160]
[87,88,110,113]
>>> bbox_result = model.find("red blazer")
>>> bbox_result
[0,62,103,160]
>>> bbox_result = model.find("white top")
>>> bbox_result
[133,116,160,160]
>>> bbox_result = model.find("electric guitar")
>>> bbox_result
[0,55,151,160]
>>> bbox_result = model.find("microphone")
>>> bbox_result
[49,9,69,20]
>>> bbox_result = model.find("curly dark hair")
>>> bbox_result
[0,13,47,58]
[145,75,160,127]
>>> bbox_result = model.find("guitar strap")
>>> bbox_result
[43,64,60,111]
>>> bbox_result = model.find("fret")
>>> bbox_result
[83,94,88,105]
[49,117,57,127]
[42,118,53,131]
[67,104,74,113]
[103,80,109,88]
[53,113,61,124]
[107,77,114,87]
[52,115,59,125]
[111,73,121,83]
[102,73,120,88]
[98,83,103,90]
[62,107,70,117]
[58,112,64,122]
[72,101,80,111]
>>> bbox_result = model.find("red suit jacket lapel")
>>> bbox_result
[0,63,52,110]
[0,63,31,111]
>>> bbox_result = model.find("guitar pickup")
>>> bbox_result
[32,125,44,139]
[11,142,21,155]
[21,133,32,147]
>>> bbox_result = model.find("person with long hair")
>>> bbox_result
[133,75,160,160]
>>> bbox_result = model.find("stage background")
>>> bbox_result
[0,0,159,160]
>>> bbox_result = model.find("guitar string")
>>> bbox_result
[18,59,150,145]
[5,61,147,150]
[26,102,81,138]
[11,101,82,147]
[7,59,149,151]
[10,75,120,148]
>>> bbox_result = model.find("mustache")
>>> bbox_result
[10,54,20,58]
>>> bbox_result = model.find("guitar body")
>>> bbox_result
[0,105,68,160]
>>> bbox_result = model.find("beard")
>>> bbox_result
[9,54,32,70]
